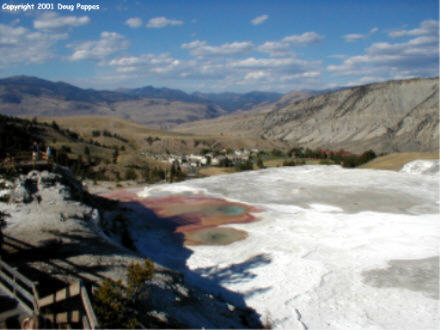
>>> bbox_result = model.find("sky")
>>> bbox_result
[0,0,438,93]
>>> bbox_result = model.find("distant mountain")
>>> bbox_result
[192,91,283,112]
[119,85,205,104]
[175,77,439,153]
[0,76,285,129]
[0,76,224,129]
[120,86,283,112]
[0,76,134,103]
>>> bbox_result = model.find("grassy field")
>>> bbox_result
[198,167,237,177]
[359,152,439,171]
[262,158,326,168]
[40,116,290,154]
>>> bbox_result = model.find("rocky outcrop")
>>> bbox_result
[262,77,439,153]
[8,166,85,204]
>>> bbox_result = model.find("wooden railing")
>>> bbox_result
[0,259,39,315]
[37,280,99,329]
[0,259,99,329]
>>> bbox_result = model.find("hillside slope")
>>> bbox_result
[262,77,438,153]
[176,77,439,153]
[359,152,439,171]
[41,116,290,154]
[173,90,315,135]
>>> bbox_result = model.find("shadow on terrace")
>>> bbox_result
[114,198,269,327]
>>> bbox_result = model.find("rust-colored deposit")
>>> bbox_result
[101,190,261,246]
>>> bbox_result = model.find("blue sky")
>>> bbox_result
[0,0,438,92]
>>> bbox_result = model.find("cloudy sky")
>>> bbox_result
[0,0,438,92]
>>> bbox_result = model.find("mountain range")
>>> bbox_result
[0,75,438,153]
[0,76,282,129]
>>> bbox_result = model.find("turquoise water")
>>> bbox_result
[216,205,246,215]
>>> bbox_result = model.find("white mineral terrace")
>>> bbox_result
[135,160,439,329]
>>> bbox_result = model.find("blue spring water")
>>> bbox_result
[216,204,246,215]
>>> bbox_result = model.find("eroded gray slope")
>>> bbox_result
[262,77,439,153]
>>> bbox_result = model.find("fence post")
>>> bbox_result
[12,274,16,296]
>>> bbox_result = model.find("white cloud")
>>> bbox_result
[343,27,380,43]
[257,41,291,56]
[388,20,438,38]
[328,28,439,80]
[343,33,365,43]
[104,48,322,92]
[244,70,268,80]
[230,56,321,80]
[146,17,183,28]
[282,32,324,45]
[257,32,323,56]
[109,53,185,75]
[0,23,66,67]
[101,34,324,91]
[125,17,142,28]
[231,57,303,69]
[34,12,90,30]
[181,40,254,57]
[251,15,269,26]
[69,31,129,61]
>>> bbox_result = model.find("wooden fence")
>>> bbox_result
[0,259,99,329]
[0,259,39,315]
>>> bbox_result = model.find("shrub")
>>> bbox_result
[342,155,358,168]
[236,159,253,171]
[93,279,139,329]
[51,121,59,130]
[319,159,333,165]
[256,157,265,169]
[270,149,284,157]
[145,136,153,145]
[359,150,377,164]
[93,259,155,328]
[125,168,137,180]
[126,260,154,301]
[112,147,119,164]
[282,160,296,166]
[200,148,211,155]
